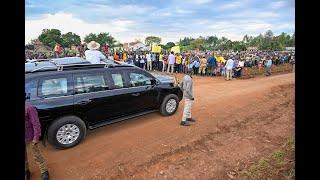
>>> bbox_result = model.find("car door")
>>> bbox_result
[123,69,159,112]
[105,69,140,116]
[73,70,116,125]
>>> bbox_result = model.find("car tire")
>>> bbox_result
[47,116,86,149]
[160,94,179,116]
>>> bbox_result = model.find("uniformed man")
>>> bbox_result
[179,71,195,126]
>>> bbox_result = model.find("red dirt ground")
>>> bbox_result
[27,73,295,180]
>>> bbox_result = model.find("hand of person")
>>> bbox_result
[32,139,39,145]
[191,97,195,101]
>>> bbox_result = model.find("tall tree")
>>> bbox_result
[61,32,81,48]
[145,36,161,46]
[165,42,175,50]
[84,33,98,44]
[38,29,62,48]
[84,33,116,47]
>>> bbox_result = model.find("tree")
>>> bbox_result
[84,33,98,44]
[61,32,81,48]
[165,42,175,50]
[38,29,62,48]
[84,33,117,47]
[145,36,161,46]
[265,30,274,39]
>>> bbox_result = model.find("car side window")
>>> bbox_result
[25,80,38,100]
[110,73,125,89]
[75,74,108,94]
[38,77,69,98]
[128,72,151,87]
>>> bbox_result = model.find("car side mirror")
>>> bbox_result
[151,79,159,86]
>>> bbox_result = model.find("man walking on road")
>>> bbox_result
[265,56,273,76]
[25,94,49,180]
[225,56,235,80]
[179,71,195,126]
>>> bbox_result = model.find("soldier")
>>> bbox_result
[198,55,208,76]
[179,71,195,126]
[25,93,49,180]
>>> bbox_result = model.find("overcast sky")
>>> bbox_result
[25,0,295,44]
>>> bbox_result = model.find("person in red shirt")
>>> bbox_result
[25,93,49,180]
[113,52,120,61]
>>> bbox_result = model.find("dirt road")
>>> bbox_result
[28,73,295,180]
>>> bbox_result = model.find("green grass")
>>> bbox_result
[237,137,295,180]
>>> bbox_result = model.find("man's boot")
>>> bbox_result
[186,118,196,122]
[41,171,49,180]
[180,121,191,126]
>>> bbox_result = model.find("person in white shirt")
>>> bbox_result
[84,41,106,64]
[146,53,152,71]
[235,59,245,77]
[225,56,235,80]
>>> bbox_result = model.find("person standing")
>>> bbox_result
[225,56,235,80]
[207,54,217,76]
[290,55,295,72]
[140,54,146,69]
[235,58,244,77]
[198,55,208,76]
[25,98,49,180]
[179,71,195,126]
[146,52,152,71]
[54,43,62,58]
[85,41,106,64]
[192,55,200,75]
[265,56,273,76]
[167,51,175,73]
[159,52,164,72]
[175,53,182,73]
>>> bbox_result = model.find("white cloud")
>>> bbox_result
[25,12,135,44]
[218,1,243,10]
[183,0,213,5]
[270,1,287,9]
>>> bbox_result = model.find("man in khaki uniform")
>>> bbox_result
[198,55,208,76]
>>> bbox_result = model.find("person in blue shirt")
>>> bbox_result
[265,57,273,76]
[207,54,217,76]
[192,58,200,75]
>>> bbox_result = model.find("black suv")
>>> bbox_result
[25,57,183,149]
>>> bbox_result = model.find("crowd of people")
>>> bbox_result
[115,50,295,78]
[25,41,295,79]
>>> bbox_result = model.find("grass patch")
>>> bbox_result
[237,137,295,180]
[241,64,293,79]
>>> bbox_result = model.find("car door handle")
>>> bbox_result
[131,93,140,96]
[77,100,92,105]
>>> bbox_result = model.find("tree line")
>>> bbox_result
[27,29,294,51]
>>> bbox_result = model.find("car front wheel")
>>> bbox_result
[47,116,86,149]
[160,94,179,116]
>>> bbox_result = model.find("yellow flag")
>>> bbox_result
[171,46,180,53]
[152,44,161,53]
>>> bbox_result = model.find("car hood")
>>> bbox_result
[151,73,175,84]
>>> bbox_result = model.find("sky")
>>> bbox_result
[25,0,295,44]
